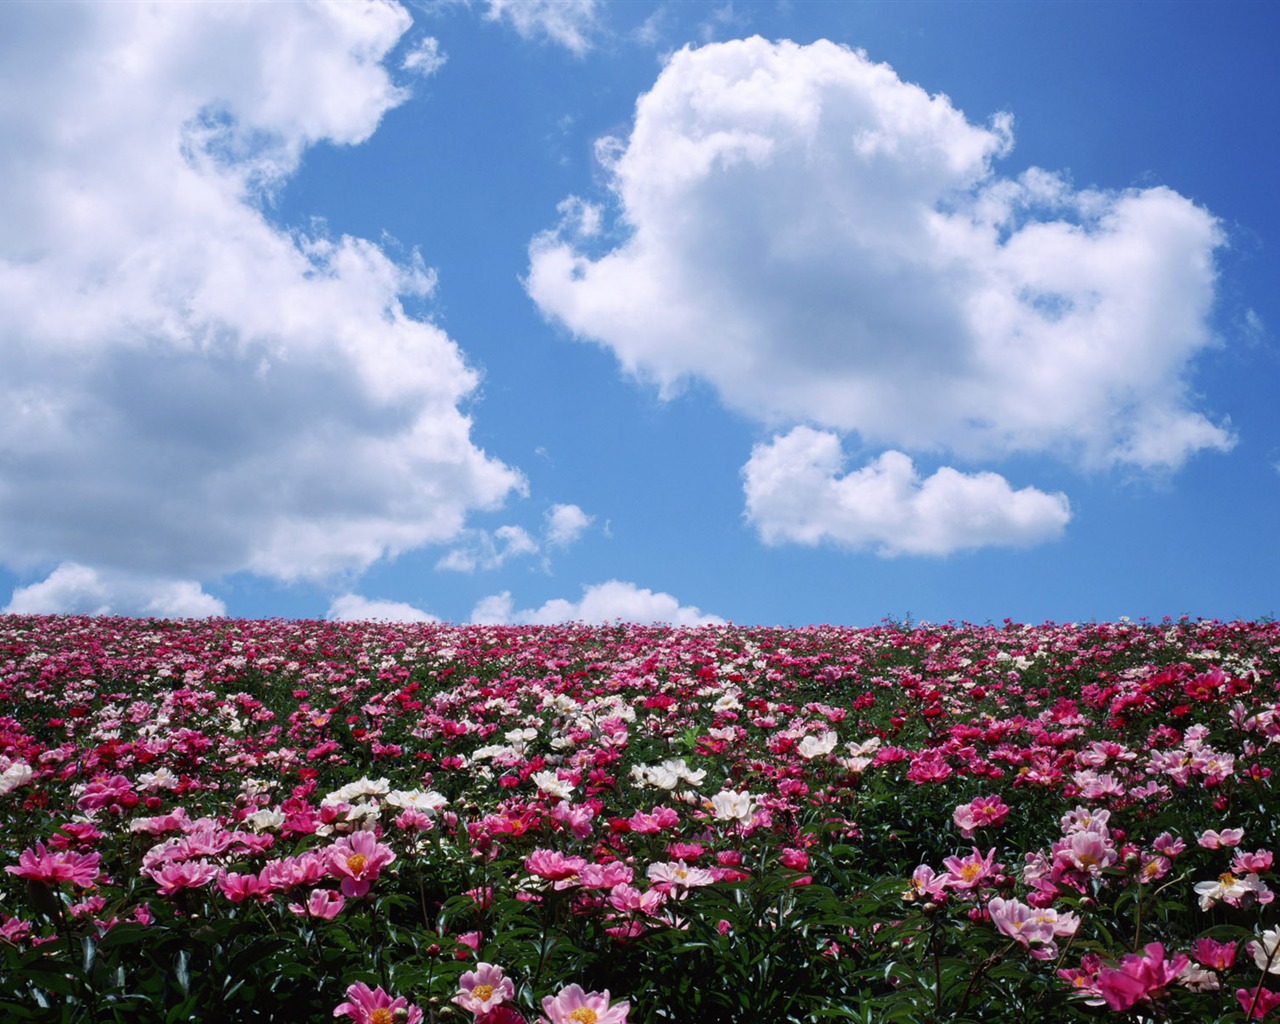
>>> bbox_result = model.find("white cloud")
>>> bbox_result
[528,37,1234,471]
[402,36,447,77]
[327,593,438,622]
[0,3,522,586]
[545,503,594,547]
[471,580,724,625]
[483,0,601,54]
[436,525,539,572]
[743,427,1070,556]
[5,563,225,618]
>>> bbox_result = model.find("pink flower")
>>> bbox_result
[326,831,395,898]
[453,962,515,1016]
[1234,849,1275,874]
[540,983,629,1024]
[6,843,101,888]
[146,859,218,895]
[940,847,1000,891]
[524,849,587,882]
[333,982,422,1024]
[216,870,270,903]
[289,889,345,920]
[987,897,1078,959]
[1238,985,1280,1020]
[903,864,947,902]
[952,795,1009,838]
[1199,827,1245,849]
[1191,936,1237,970]
[1095,943,1188,1011]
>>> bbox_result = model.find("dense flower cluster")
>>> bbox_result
[1,614,1279,1022]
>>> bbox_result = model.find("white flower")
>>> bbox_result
[384,789,448,814]
[1249,927,1280,973]
[797,731,838,759]
[530,771,575,801]
[710,789,756,825]
[324,777,390,804]
[244,808,285,832]
[0,761,33,795]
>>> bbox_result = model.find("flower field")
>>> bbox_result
[3,614,1280,1022]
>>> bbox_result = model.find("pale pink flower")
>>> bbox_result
[902,864,948,902]
[940,847,1000,891]
[453,962,515,1016]
[1199,827,1245,849]
[333,981,422,1024]
[646,860,715,892]
[540,983,629,1024]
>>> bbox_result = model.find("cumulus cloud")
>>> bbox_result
[483,0,601,54]
[328,593,438,622]
[0,3,521,589]
[5,563,225,618]
[744,427,1070,556]
[527,37,1234,471]
[471,581,724,625]
[545,503,594,547]
[436,525,539,572]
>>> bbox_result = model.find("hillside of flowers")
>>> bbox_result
[2,614,1280,1022]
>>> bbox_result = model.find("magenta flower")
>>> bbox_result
[333,982,422,1024]
[540,983,629,1024]
[6,843,101,888]
[1239,985,1280,1020]
[326,831,395,898]
[1192,936,1237,971]
[1095,942,1188,1011]
[453,962,515,1017]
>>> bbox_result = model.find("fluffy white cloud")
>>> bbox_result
[528,37,1233,471]
[5,563,225,617]
[483,0,600,54]
[436,525,539,572]
[328,593,438,622]
[545,503,594,547]
[402,36,447,77]
[743,428,1070,556]
[0,2,521,586]
[471,580,724,625]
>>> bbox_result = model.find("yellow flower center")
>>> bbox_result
[959,862,981,881]
[346,854,368,874]
[568,1010,598,1024]
[370,1010,393,1024]
[473,984,494,1002]
[1219,871,1236,886]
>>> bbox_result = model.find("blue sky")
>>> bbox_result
[1,0,1277,626]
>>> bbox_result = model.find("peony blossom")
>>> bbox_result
[453,962,515,1017]
[326,831,395,898]
[6,843,101,889]
[333,982,422,1024]
[540,983,629,1024]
